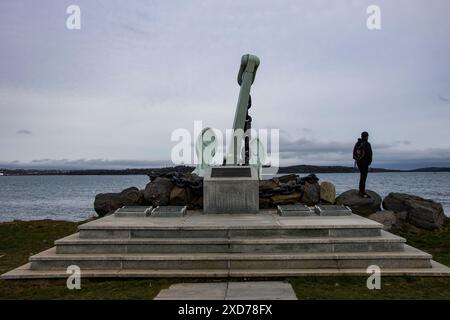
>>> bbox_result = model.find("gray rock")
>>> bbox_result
[320,181,336,204]
[277,174,298,184]
[143,177,174,206]
[368,210,402,232]
[395,210,408,221]
[169,186,187,205]
[335,189,382,217]
[94,187,144,217]
[259,179,279,190]
[259,197,272,209]
[121,187,144,206]
[383,192,445,230]
[185,187,203,209]
[271,192,302,205]
[301,182,320,205]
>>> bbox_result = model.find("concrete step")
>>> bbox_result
[79,227,382,239]
[77,213,383,239]
[30,245,432,270]
[6,212,447,280]
[4,260,450,279]
[55,231,405,254]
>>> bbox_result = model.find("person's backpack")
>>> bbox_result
[353,140,366,161]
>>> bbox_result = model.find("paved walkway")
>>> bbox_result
[154,281,297,300]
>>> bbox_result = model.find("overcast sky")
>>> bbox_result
[1,0,449,170]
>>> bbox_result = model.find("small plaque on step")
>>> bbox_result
[277,204,313,216]
[314,205,352,216]
[151,206,187,217]
[114,206,153,217]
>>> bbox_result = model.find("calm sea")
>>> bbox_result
[0,172,449,222]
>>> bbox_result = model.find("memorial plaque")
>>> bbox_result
[151,205,187,217]
[114,206,152,217]
[211,167,252,178]
[204,166,259,214]
[277,204,313,216]
[314,205,352,216]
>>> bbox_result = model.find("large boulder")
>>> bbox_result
[169,186,187,205]
[259,179,279,191]
[368,210,402,232]
[271,192,302,205]
[260,174,321,207]
[185,187,203,209]
[335,189,382,216]
[120,187,145,206]
[382,193,445,230]
[145,171,203,209]
[301,182,320,205]
[320,181,336,204]
[94,187,144,217]
[259,197,273,209]
[299,174,319,184]
[143,177,174,206]
[277,174,298,184]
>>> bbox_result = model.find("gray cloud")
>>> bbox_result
[395,140,411,145]
[276,131,450,169]
[16,129,32,135]
[280,137,352,158]
[0,0,449,170]
[278,132,394,158]
[120,23,151,36]
[438,93,450,103]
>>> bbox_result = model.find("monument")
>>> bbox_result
[203,54,260,214]
[204,166,259,214]
[2,54,449,280]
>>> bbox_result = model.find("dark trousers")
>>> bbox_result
[357,164,369,194]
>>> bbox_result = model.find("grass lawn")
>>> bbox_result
[0,218,449,300]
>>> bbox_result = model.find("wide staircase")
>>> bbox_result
[4,209,447,279]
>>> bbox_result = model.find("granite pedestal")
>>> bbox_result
[203,166,259,214]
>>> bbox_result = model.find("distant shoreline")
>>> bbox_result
[1,165,450,176]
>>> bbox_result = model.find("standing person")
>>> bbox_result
[353,131,373,198]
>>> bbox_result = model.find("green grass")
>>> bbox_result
[0,219,171,299]
[397,218,450,266]
[0,218,449,300]
[289,276,450,299]
[0,220,79,275]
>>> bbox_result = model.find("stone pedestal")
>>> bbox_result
[203,166,259,214]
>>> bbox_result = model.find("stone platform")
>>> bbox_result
[2,210,450,279]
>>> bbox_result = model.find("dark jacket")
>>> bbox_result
[354,139,372,167]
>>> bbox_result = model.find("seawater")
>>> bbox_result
[0,172,448,222]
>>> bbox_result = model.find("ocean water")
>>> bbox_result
[0,175,150,222]
[0,172,449,222]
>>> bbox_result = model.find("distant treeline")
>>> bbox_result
[0,166,195,176]
[277,165,395,174]
[1,165,450,176]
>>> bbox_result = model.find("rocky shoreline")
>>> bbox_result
[94,172,446,233]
